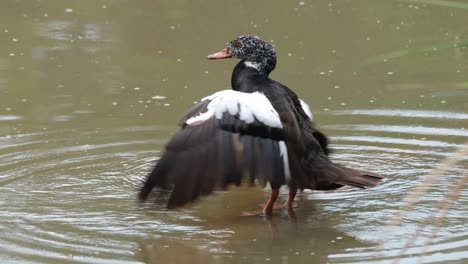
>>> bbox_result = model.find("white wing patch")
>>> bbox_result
[185,90,283,128]
[278,141,291,183]
[299,99,313,121]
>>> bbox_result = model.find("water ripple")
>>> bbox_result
[0,119,466,263]
[0,115,23,121]
[330,124,468,137]
[332,109,468,120]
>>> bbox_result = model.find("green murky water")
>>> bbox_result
[0,1,467,263]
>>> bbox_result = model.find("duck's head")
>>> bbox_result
[207,35,276,75]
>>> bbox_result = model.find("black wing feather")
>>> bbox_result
[139,97,287,208]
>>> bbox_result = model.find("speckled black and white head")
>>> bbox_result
[207,35,276,75]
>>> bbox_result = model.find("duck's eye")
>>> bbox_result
[233,41,241,47]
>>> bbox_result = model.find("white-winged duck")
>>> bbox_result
[139,35,383,216]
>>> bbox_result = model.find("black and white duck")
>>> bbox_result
[139,35,383,215]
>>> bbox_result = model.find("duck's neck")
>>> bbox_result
[231,60,271,93]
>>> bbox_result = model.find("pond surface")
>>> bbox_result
[0,0,467,263]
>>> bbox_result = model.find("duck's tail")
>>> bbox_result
[333,164,383,188]
[305,161,383,191]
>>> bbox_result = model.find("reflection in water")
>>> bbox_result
[136,206,373,264]
[0,0,467,263]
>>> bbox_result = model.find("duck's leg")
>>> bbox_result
[262,188,280,216]
[240,188,281,217]
[285,186,297,212]
[285,186,298,221]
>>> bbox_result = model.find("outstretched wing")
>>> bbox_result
[139,90,292,208]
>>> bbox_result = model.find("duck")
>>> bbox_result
[138,35,383,215]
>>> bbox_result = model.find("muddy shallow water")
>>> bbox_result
[0,1,467,263]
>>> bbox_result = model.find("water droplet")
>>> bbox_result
[387,71,394,75]
[112,102,117,106]
[441,100,447,104]
[65,8,73,13]
[134,87,141,90]
[9,53,15,57]
[102,4,107,9]
[152,96,166,100]
[12,38,18,42]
